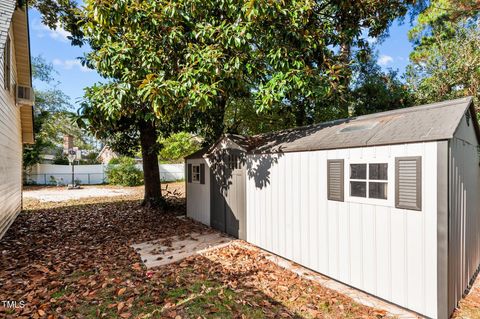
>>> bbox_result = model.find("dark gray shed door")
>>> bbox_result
[210,174,226,232]
[210,151,246,240]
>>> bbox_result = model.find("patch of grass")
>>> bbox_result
[51,287,71,299]
[64,283,166,319]
[318,301,331,312]
[166,286,189,299]
[64,287,117,318]
[69,270,96,279]
[163,279,267,318]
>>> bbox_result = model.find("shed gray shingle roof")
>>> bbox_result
[184,97,477,159]
[184,146,210,160]
[0,0,16,52]
[252,97,477,153]
[184,134,251,159]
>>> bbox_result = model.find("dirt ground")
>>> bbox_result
[0,183,478,318]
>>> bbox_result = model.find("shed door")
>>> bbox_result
[210,151,246,240]
[210,173,226,232]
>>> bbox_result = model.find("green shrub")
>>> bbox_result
[108,157,121,165]
[106,157,143,186]
[158,132,201,163]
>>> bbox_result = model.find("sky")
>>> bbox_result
[29,9,103,108]
[373,20,414,74]
[28,9,414,110]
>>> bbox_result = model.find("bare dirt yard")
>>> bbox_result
[0,183,477,318]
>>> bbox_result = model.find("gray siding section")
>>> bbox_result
[0,24,22,239]
[448,113,480,313]
[437,141,449,319]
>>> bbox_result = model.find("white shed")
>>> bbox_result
[185,97,480,319]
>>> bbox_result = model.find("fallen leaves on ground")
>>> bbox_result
[1,184,390,318]
[453,273,480,318]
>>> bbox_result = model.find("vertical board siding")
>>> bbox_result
[448,114,480,314]
[246,142,438,318]
[0,26,22,239]
[186,158,210,226]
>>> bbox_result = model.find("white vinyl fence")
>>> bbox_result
[26,163,184,185]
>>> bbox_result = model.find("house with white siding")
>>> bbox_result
[0,0,34,239]
[185,97,480,319]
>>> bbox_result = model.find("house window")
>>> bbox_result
[350,163,388,199]
[192,164,200,183]
[3,35,11,91]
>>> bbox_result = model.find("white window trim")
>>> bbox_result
[191,164,201,184]
[344,158,395,207]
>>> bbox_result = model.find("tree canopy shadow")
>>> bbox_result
[207,119,351,192]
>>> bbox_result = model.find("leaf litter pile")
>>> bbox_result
[453,272,480,318]
[2,184,392,318]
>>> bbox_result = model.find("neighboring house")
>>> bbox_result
[97,145,143,164]
[96,145,118,164]
[0,0,34,239]
[185,97,480,319]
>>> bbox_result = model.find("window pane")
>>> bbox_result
[369,182,387,199]
[350,181,367,197]
[350,164,367,179]
[369,163,388,180]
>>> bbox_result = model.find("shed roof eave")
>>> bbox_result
[247,137,453,155]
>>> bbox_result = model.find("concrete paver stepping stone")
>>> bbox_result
[132,232,234,268]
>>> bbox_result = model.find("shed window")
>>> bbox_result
[187,163,205,184]
[192,165,201,183]
[227,154,240,169]
[395,157,422,210]
[350,163,388,199]
[3,35,10,91]
[327,159,344,202]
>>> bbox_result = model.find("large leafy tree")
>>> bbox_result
[80,83,168,207]
[406,0,480,106]
[78,0,413,206]
[350,54,414,116]
[81,0,415,121]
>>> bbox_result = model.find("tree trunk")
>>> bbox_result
[139,119,165,209]
[294,99,307,127]
[205,95,227,144]
[213,95,227,140]
[339,42,352,117]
